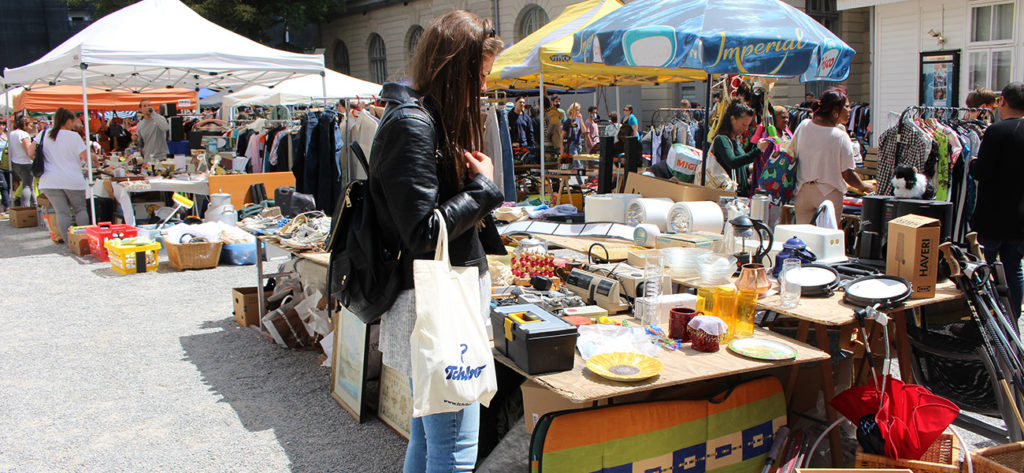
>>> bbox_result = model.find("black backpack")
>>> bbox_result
[325,140,402,324]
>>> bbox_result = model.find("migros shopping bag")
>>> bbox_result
[410,210,497,417]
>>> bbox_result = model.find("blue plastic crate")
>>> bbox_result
[220,242,257,265]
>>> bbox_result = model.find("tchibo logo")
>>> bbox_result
[445,365,487,381]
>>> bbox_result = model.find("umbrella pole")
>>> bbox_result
[701,73,711,186]
[539,71,546,202]
[81,66,96,226]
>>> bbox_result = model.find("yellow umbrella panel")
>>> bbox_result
[486,0,705,90]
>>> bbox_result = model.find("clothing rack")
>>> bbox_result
[648,107,705,128]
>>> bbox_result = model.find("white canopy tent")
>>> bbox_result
[1,0,325,224]
[2,0,324,91]
[222,69,381,111]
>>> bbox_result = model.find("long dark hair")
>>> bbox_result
[409,10,503,188]
[13,115,28,131]
[50,107,75,140]
[715,101,755,139]
[813,87,848,123]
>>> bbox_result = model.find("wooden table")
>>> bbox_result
[494,326,828,404]
[672,275,963,465]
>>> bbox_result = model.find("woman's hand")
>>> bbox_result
[464,151,494,182]
[859,182,876,194]
[756,139,771,151]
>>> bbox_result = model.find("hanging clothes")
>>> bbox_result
[876,116,933,196]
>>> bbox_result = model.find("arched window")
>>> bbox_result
[368,34,387,83]
[407,25,424,58]
[333,40,350,75]
[516,5,549,42]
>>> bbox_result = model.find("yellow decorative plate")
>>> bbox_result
[586,352,664,382]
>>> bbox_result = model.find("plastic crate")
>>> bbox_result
[104,239,161,274]
[220,242,257,265]
[87,222,139,262]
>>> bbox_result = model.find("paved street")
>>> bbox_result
[0,221,405,473]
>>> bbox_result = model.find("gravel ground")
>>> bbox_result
[0,220,406,473]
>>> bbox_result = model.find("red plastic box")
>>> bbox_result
[87,222,139,262]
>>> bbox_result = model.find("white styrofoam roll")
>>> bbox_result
[584,193,641,223]
[625,198,674,231]
[633,223,661,248]
[667,201,725,234]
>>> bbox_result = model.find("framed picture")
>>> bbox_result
[331,307,370,422]
[920,50,960,107]
[378,364,413,440]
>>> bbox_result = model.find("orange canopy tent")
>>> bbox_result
[14,86,198,112]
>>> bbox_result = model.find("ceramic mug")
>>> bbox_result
[669,307,698,342]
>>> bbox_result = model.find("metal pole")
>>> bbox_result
[3,81,12,208]
[539,71,546,202]
[81,64,96,225]
[615,85,620,116]
[702,73,711,186]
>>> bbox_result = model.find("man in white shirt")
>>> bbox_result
[136,99,170,162]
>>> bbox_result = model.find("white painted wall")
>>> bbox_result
[871,0,1024,145]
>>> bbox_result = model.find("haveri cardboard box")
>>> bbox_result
[886,214,940,299]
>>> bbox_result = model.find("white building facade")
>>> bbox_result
[842,0,1024,143]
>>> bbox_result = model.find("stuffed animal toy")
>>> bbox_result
[892,166,935,199]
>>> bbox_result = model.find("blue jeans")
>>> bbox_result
[403,402,480,473]
[978,236,1024,320]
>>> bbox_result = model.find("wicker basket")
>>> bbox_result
[165,241,223,271]
[854,432,961,473]
[970,441,1024,473]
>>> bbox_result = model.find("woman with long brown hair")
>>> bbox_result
[368,10,505,472]
[39,107,98,241]
[791,88,873,223]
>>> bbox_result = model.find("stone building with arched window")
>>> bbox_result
[319,0,869,126]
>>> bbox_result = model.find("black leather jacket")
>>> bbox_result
[369,83,506,290]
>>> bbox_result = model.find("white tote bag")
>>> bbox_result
[410,210,497,417]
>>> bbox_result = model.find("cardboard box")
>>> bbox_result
[521,380,604,434]
[68,229,92,256]
[9,206,38,228]
[886,214,940,299]
[233,287,264,327]
[656,233,717,249]
[623,172,734,203]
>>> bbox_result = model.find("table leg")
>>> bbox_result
[815,323,843,467]
[892,310,915,383]
[785,320,811,407]
[256,239,266,328]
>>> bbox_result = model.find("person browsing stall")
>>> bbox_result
[711,101,770,197]
[621,104,639,139]
[38,108,101,242]
[584,106,600,153]
[791,88,873,224]
[507,97,535,148]
[136,99,170,162]
[970,82,1024,320]
[369,11,505,473]
[9,116,38,207]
